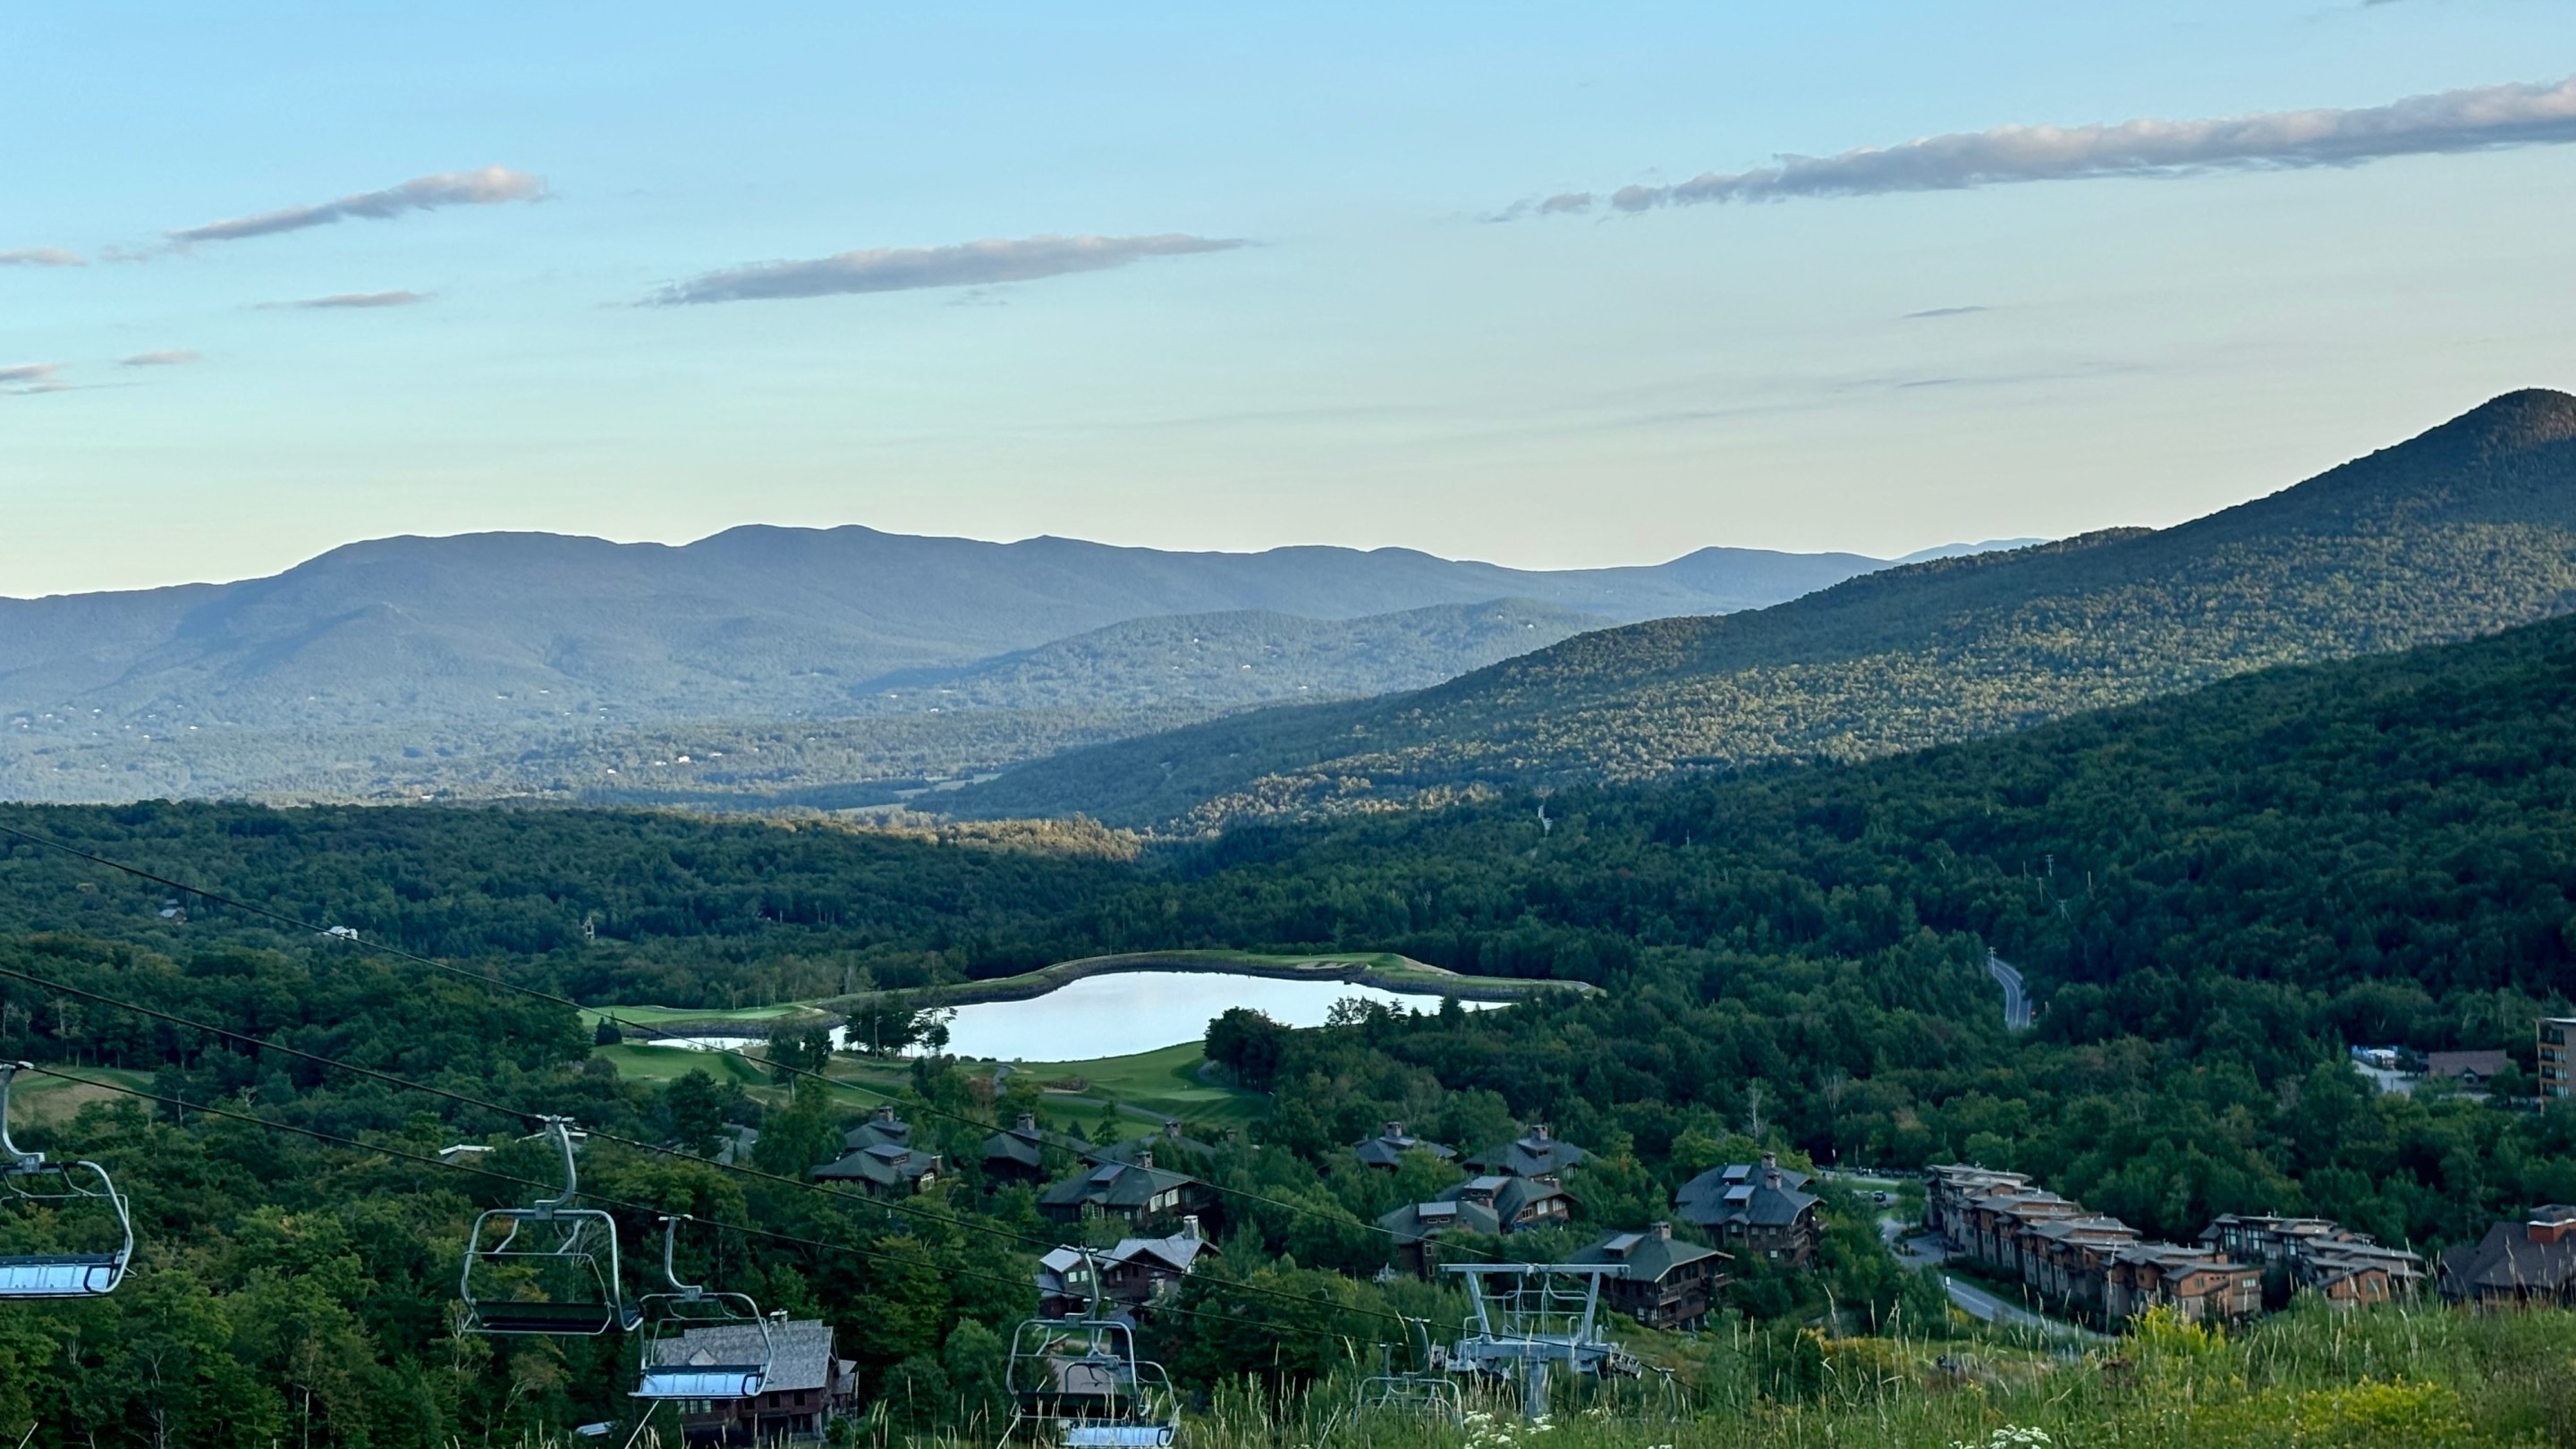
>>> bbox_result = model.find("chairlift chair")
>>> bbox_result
[0,1062,135,1299]
[632,1215,773,1400]
[1003,1251,1181,1449]
[460,1116,638,1335]
[1355,1317,1465,1426]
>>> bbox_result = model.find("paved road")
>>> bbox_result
[1881,1218,2106,1343]
[1987,952,2032,1030]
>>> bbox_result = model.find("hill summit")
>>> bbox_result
[955,388,2576,829]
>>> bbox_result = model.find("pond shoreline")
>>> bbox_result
[603,951,1589,1043]
[855,951,1593,1012]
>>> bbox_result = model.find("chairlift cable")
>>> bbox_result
[0,818,1507,1260]
[8,1062,1378,1340]
[0,970,1418,1332]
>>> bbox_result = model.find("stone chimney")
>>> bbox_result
[1530,1123,1551,1143]
[874,1104,898,1124]
[1180,1214,1202,1241]
[1762,1151,1782,1190]
[1137,1149,1154,1170]
[1163,1119,1182,1140]
[1016,1112,1038,1132]
[1651,1221,1673,1240]
[1385,1120,1406,1140]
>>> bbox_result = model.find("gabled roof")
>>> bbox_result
[1675,1161,1811,1212]
[2427,1049,2512,1079]
[1354,1122,1459,1168]
[1379,1197,1504,1244]
[1036,1229,1216,1298]
[1471,1125,1590,1179]
[1674,1163,1816,1232]
[1566,1225,1727,1285]
[985,1114,1085,1169]
[1038,1157,1197,1211]
[1104,1228,1217,1275]
[1443,1174,1572,1228]
[650,1318,835,1394]
[2439,1216,2576,1296]
[844,1104,914,1152]
[1090,1122,1221,1166]
[813,1141,939,1187]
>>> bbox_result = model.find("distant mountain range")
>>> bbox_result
[952,389,2576,829]
[0,528,2015,803]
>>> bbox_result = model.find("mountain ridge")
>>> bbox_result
[950,388,2576,828]
[0,529,2034,804]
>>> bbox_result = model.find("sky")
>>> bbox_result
[5,1,2576,597]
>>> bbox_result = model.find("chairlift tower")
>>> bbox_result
[1440,1264,1637,1419]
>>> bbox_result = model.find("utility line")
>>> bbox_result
[0,818,1502,1260]
[0,958,1418,1330]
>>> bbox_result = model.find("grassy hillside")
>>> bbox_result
[959,388,2576,828]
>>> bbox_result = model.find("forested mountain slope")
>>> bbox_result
[0,599,1611,808]
[0,528,1878,732]
[959,388,2576,827]
[0,527,1913,803]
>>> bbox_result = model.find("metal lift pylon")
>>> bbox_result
[1438,1264,1639,1420]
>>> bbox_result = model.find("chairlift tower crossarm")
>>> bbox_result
[1440,1264,1635,1419]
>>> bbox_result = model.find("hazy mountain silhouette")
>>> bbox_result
[0,528,2021,802]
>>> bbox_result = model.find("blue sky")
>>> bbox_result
[5,1,2575,596]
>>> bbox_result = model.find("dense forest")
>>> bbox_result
[3,601,2576,1441]
[958,387,2576,828]
[0,601,1611,810]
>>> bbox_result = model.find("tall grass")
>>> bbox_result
[884,1304,2574,1449]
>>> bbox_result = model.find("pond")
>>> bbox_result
[920,970,1497,1063]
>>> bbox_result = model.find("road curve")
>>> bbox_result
[1987,951,2032,1030]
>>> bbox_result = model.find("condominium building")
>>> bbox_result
[2541,1017,2575,1101]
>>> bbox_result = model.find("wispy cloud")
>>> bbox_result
[650,233,1247,305]
[0,362,68,395]
[1527,74,2576,214]
[0,247,82,267]
[170,166,544,244]
[1904,305,1993,320]
[121,350,202,367]
[262,290,430,310]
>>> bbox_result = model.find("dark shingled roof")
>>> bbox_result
[843,1104,915,1153]
[1470,1125,1590,1179]
[2440,1208,2576,1299]
[1038,1158,1197,1212]
[812,1140,939,1189]
[648,1318,836,1395]
[1089,1121,1221,1166]
[1674,1159,1817,1232]
[1566,1224,1728,1285]
[1379,1197,1504,1244]
[985,1114,1085,1170]
[1353,1122,1458,1169]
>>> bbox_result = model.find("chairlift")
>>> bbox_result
[460,1116,637,1335]
[1354,1317,1464,1426]
[632,1215,773,1400]
[0,1062,135,1299]
[1003,1251,1181,1449]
